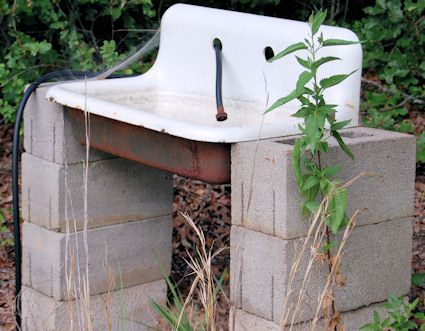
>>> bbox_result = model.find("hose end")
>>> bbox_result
[216,105,228,121]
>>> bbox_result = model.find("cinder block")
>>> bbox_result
[22,218,172,300]
[22,279,166,331]
[22,153,172,232]
[23,84,111,164]
[230,217,412,324]
[231,127,416,239]
[232,301,386,331]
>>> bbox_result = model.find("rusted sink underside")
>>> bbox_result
[67,108,231,184]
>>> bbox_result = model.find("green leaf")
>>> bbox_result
[111,7,122,21]
[331,131,354,160]
[414,312,425,320]
[331,119,352,131]
[360,324,378,331]
[296,71,314,94]
[303,175,319,190]
[373,311,381,324]
[292,139,303,189]
[310,10,327,35]
[292,107,309,118]
[322,240,336,253]
[320,70,357,89]
[412,272,425,287]
[265,90,298,113]
[322,39,360,47]
[304,200,320,213]
[312,56,341,70]
[322,165,341,178]
[296,56,310,69]
[269,42,307,62]
[331,189,347,234]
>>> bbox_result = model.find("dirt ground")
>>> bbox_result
[0,121,424,329]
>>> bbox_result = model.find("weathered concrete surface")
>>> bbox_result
[230,217,412,324]
[231,127,416,239]
[231,302,386,331]
[22,153,172,232]
[22,279,165,331]
[23,84,111,164]
[22,217,172,300]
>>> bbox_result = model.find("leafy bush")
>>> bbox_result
[361,294,425,331]
[351,0,425,162]
[0,0,157,123]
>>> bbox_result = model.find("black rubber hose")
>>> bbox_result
[12,70,104,329]
[213,39,227,121]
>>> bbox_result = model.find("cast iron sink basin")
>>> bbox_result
[46,4,362,184]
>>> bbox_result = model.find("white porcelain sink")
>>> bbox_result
[46,3,362,143]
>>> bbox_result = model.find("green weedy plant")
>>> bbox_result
[266,9,358,230]
[351,0,425,163]
[361,294,425,331]
[265,9,360,327]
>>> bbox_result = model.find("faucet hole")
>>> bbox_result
[213,38,222,50]
[264,46,275,61]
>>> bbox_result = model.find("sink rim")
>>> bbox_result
[46,79,306,143]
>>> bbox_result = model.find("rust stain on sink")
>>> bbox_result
[67,107,231,184]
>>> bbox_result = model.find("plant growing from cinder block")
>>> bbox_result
[266,10,360,330]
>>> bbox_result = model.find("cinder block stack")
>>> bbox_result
[22,85,173,330]
[230,127,415,330]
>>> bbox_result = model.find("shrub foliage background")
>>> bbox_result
[0,0,423,161]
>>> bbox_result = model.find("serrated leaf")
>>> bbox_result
[303,175,319,190]
[270,42,307,62]
[292,107,309,118]
[322,38,360,47]
[320,70,357,89]
[331,119,352,131]
[318,104,337,115]
[312,56,341,70]
[331,131,354,160]
[296,56,310,69]
[296,71,314,94]
[265,90,298,113]
[310,10,327,35]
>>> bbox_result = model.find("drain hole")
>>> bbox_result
[264,46,275,61]
[213,38,222,50]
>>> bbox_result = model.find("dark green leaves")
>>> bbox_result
[296,71,314,94]
[331,119,351,131]
[312,56,340,70]
[412,273,425,287]
[320,70,357,89]
[269,42,307,62]
[331,131,354,160]
[322,39,360,47]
